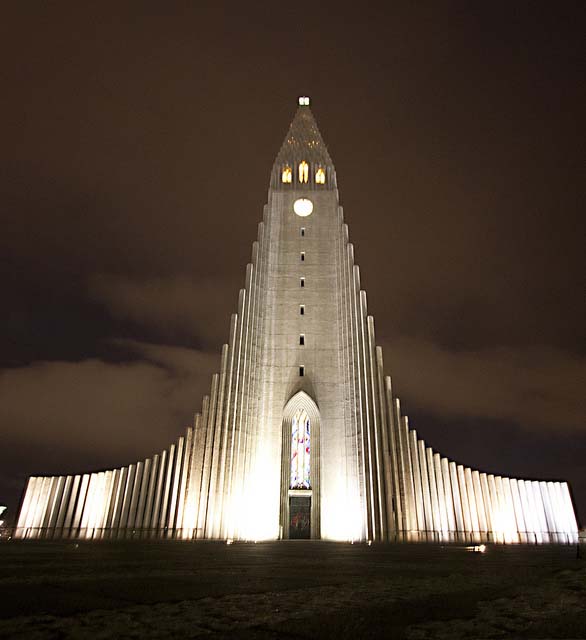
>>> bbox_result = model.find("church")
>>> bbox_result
[16,99,579,544]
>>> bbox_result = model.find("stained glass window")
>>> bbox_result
[290,409,311,489]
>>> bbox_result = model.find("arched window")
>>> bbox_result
[315,167,326,184]
[290,408,310,489]
[282,166,292,183]
[298,161,309,184]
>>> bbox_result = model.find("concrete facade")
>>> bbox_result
[16,100,579,543]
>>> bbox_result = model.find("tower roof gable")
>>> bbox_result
[275,102,333,167]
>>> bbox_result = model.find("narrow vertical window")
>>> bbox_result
[290,408,310,489]
[298,161,309,184]
[299,365,305,377]
[300,252,305,262]
[282,166,292,183]
[316,167,326,184]
[300,227,305,237]
[300,277,305,287]
[300,305,305,315]
[299,334,305,345]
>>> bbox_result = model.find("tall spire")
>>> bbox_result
[271,97,335,189]
[275,97,333,166]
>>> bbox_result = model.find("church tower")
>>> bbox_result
[16,99,579,544]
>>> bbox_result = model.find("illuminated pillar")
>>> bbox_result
[196,388,216,538]
[80,473,97,538]
[425,447,440,537]
[493,477,506,542]
[561,483,579,542]
[230,271,257,541]
[402,415,418,534]
[151,450,168,534]
[417,440,433,537]
[517,480,536,543]
[111,467,128,533]
[167,436,185,533]
[97,470,114,539]
[55,475,73,537]
[30,477,46,536]
[539,481,556,539]
[532,480,549,542]
[433,453,449,538]
[545,482,561,542]
[562,482,578,543]
[409,429,425,535]
[143,455,159,534]
[487,474,502,542]
[71,474,90,537]
[552,483,569,542]
[104,469,121,537]
[119,464,136,536]
[63,475,81,537]
[441,458,456,536]
[135,459,152,531]
[176,428,194,536]
[472,471,487,535]
[464,467,479,536]
[211,314,238,539]
[33,477,51,537]
[185,415,204,535]
[16,477,37,538]
[206,337,231,539]
[478,472,492,535]
[502,478,519,543]
[159,445,176,534]
[127,461,144,531]
[449,462,464,538]
[457,465,472,537]
[44,476,65,538]
[510,479,527,542]
[374,347,394,539]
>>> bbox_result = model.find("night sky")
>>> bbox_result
[1,3,584,526]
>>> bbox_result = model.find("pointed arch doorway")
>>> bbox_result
[280,391,321,539]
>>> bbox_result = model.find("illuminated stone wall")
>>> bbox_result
[15,100,579,544]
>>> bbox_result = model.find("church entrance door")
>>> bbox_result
[289,494,311,539]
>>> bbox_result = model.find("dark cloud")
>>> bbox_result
[383,338,585,433]
[0,342,218,460]
[88,274,240,348]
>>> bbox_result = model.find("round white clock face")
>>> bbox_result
[293,198,313,217]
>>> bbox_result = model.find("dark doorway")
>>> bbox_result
[289,495,311,539]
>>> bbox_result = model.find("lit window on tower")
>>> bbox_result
[290,408,310,489]
[282,166,292,183]
[316,167,326,184]
[298,161,309,184]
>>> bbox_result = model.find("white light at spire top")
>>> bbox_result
[298,96,310,106]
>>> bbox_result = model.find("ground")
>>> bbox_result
[0,540,584,639]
